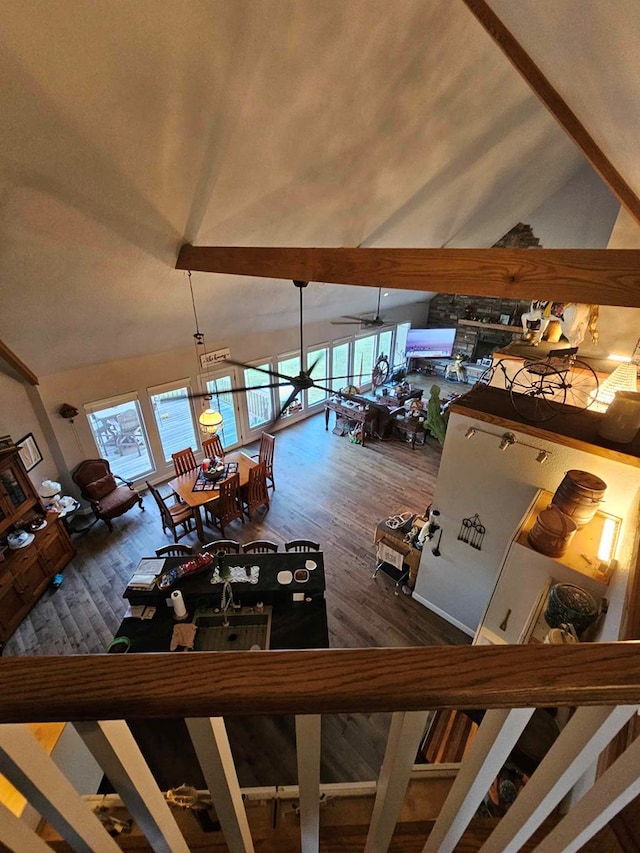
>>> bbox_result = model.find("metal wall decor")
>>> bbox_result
[458,514,486,550]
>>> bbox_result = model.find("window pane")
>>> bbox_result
[395,323,410,368]
[277,354,302,417]
[307,347,328,405]
[86,400,153,480]
[244,363,274,429]
[331,342,351,390]
[378,330,393,360]
[149,387,198,463]
[206,375,239,447]
[353,335,376,386]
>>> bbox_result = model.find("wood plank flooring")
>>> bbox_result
[4,386,471,787]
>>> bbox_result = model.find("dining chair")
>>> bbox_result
[205,473,244,536]
[202,539,241,555]
[251,432,276,490]
[284,539,320,552]
[202,435,224,461]
[241,462,270,520]
[146,481,195,543]
[242,540,279,553]
[172,447,198,476]
[155,544,194,557]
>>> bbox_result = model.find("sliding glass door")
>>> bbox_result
[204,371,242,450]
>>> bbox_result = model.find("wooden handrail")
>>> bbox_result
[2,644,640,723]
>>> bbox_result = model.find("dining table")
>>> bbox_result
[167,450,257,542]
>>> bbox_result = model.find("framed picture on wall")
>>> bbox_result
[16,433,43,472]
[499,314,511,325]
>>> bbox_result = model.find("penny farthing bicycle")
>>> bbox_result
[475,347,599,423]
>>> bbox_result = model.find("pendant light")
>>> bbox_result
[188,271,224,437]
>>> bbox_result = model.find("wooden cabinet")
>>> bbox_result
[0,448,75,643]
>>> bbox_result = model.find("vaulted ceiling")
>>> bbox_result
[1,0,638,376]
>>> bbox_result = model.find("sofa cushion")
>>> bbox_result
[96,485,138,516]
[85,473,117,501]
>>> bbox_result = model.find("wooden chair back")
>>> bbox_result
[258,432,276,490]
[146,481,194,543]
[243,462,269,519]
[242,540,279,553]
[215,474,244,535]
[284,539,320,552]
[202,539,241,555]
[172,447,197,476]
[202,435,224,460]
[155,544,194,558]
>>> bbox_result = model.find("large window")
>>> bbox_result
[306,346,329,406]
[205,373,240,447]
[395,322,410,368]
[244,362,274,430]
[277,353,302,418]
[85,393,153,480]
[331,341,352,390]
[378,330,393,361]
[148,380,198,463]
[353,334,376,387]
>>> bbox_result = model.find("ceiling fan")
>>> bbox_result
[331,287,387,327]
[188,280,361,424]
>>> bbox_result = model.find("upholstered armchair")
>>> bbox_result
[72,459,143,531]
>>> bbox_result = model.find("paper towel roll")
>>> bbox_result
[171,589,187,620]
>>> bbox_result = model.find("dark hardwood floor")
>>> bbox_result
[6,397,470,787]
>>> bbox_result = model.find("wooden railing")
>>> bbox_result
[1,644,640,852]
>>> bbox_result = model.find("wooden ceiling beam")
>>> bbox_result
[176,246,640,308]
[461,0,640,228]
[0,338,38,386]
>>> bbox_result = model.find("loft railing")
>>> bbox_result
[1,643,639,852]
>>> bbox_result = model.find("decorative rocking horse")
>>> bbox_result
[521,301,599,348]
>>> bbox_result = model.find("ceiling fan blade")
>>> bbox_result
[184,380,289,400]
[275,386,301,421]
[223,357,292,383]
[307,355,322,376]
[331,315,368,324]
[314,373,358,383]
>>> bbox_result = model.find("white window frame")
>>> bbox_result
[330,337,354,392]
[276,349,303,419]
[305,343,330,408]
[83,391,155,479]
[147,378,199,463]
[240,358,277,439]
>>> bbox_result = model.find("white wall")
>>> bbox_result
[413,409,640,635]
[0,371,63,492]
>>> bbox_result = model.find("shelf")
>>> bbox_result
[450,386,640,467]
[516,491,618,586]
[458,319,523,333]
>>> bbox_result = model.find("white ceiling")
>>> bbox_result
[0,0,635,376]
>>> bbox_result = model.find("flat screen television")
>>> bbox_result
[405,328,456,359]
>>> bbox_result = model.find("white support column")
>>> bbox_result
[0,801,52,853]
[479,704,638,853]
[423,707,534,853]
[186,716,254,853]
[74,720,189,853]
[364,710,430,853]
[0,724,121,853]
[295,714,321,853]
[534,728,640,853]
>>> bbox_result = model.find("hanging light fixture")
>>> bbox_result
[589,361,638,412]
[188,271,224,438]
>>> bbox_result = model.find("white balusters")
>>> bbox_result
[186,716,254,853]
[0,801,53,852]
[74,720,190,853]
[365,710,431,853]
[0,724,121,853]
[423,707,534,853]
[479,704,638,853]
[295,714,322,853]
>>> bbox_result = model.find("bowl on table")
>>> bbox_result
[202,464,225,483]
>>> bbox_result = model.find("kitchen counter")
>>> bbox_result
[103,552,329,792]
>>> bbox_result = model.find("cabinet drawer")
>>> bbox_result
[0,581,29,642]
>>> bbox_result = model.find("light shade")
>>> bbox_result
[590,362,638,412]
[199,409,223,435]
[39,479,61,498]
